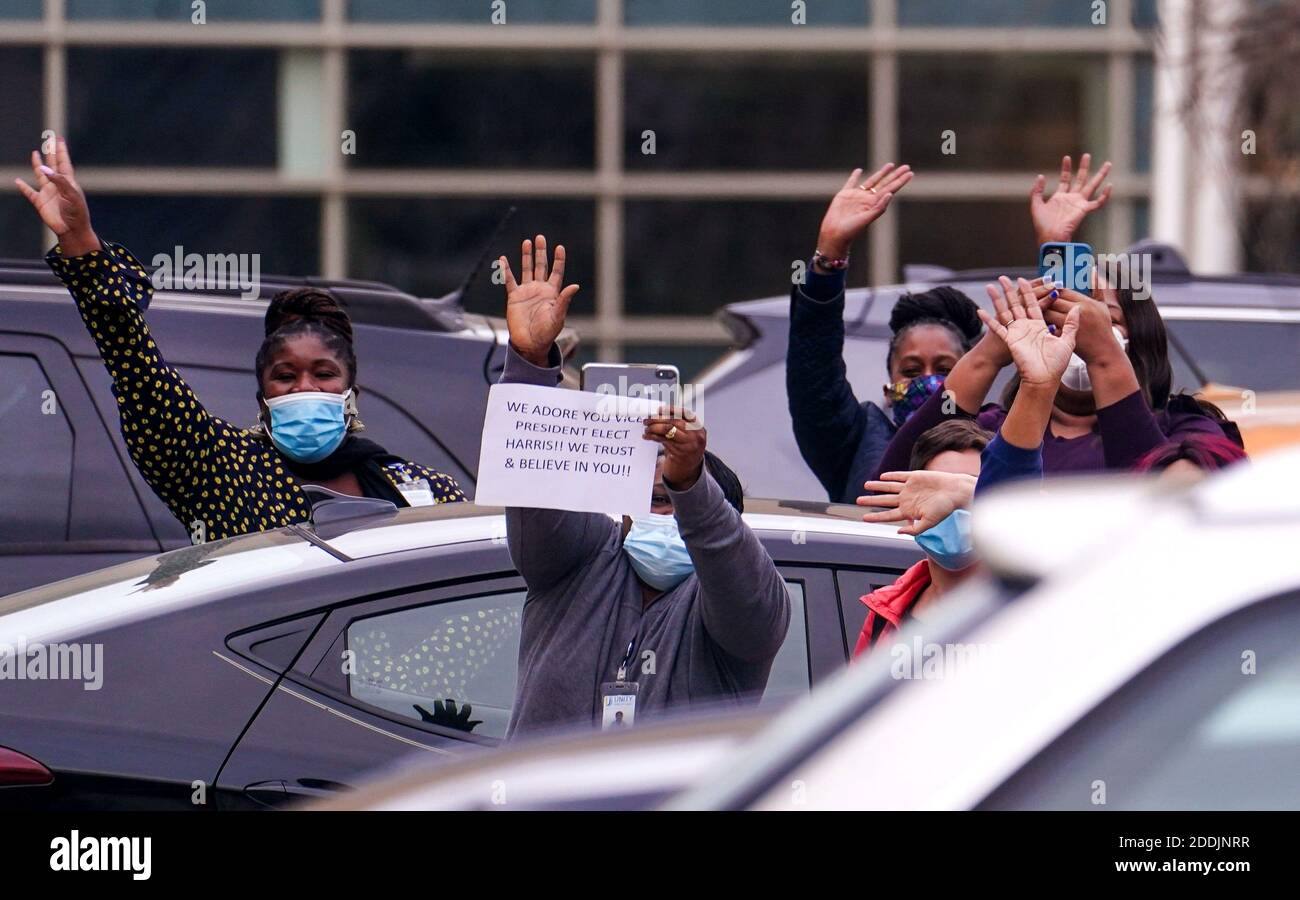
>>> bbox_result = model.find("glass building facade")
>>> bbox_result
[5,0,1280,377]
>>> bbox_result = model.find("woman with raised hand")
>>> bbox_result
[14,136,464,543]
[871,154,1241,479]
[787,163,984,503]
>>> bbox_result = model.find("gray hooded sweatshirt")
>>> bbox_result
[501,344,790,739]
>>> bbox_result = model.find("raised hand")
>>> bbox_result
[1042,286,1124,366]
[1030,153,1113,245]
[14,136,98,256]
[857,470,977,536]
[500,235,580,367]
[815,163,913,265]
[978,277,1080,388]
[644,406,706,490]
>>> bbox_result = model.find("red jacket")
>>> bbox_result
[852,560,932,657]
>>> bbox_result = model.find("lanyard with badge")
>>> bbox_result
[386,462,435,507]
[600,639,639,730]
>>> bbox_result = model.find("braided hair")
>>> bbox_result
[255,288,357,387]
[886,286,983,375]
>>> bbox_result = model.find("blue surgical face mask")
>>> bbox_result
[265,390,349,463]
[623,513,695,592]
[914,508,977,571]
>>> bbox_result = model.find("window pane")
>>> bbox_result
[897,200,1100,278]
[347,591,526,741]
[624,200,826,316]
[0,0,41,17]
[68,0,320,19]
[760,582,810,708]
[0,194,41,258]
[347,197,596,316]
[349,0,594,22]
[0,355,72,542]
[625,54,869,170]
[1166,320,1300,392]
[86,195,321,276]
[347,51,595,169]
[1133,0,1159,28]
[0,47,42,165]
[1134,56,1154,173]
[1244,200,1300,274]
[612,343,730,384]
[900,0,1098,26]
[625,0,867,26]
[981,594,1300,810]
[68,48,277,167]
[900,54,1108,171]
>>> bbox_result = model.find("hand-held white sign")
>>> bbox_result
[474,383,659,516]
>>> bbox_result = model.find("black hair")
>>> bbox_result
[886,286,984,375]
[255,288,357,387]
[1115,284,1172,410]
[909,420,993,471]
[703,450,745,514]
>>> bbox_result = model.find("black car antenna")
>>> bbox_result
[454,204,518,307]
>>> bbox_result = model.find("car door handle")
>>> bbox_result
[244,779,352,808]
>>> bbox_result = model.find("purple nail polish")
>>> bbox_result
[1050,290,1059,299]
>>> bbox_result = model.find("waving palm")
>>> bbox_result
[1030,153,1113,244]
[500,235,579,366]
[14,136,95,247]
[978,277,1081,388]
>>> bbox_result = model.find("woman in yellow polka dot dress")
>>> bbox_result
[15,137,466,543]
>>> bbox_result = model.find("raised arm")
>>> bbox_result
[787,165,912,499]
[871,276,1057,477]
[1041,286,1173,470]
[644,410,788,663]
[16,136,233,498]
[498,236,619,592]
[975,277,1080,492]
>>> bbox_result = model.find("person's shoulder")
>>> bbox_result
[402,461,466,499]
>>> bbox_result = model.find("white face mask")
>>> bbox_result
[1060,325,1129,393]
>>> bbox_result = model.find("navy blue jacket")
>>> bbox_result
[786,267,897,504]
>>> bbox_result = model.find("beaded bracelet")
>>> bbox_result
[812,249,851,271]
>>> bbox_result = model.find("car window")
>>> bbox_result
[343,579,811,737]
[0,353,73,542]
[760,581,810,707]
[346,590,525,741]
[1165,319,1300,392]
[980,591,1300,810]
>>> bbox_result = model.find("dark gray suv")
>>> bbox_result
[0,259,574,595]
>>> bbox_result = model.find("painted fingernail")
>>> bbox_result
[1050,290,1059,299]
[38,165,54,175]
[1048,324,1057,335]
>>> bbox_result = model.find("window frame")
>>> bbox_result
[0,332,158,554]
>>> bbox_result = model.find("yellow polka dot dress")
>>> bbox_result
[47,241,466,542]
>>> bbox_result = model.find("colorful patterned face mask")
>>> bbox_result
[884,374,945,427]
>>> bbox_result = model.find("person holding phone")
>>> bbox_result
[871,154,1240,479]
[787,164,984,503]
[14,136,465,543]
[495,235,789,738]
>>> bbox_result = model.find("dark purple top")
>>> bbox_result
[873,384,1228,478]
